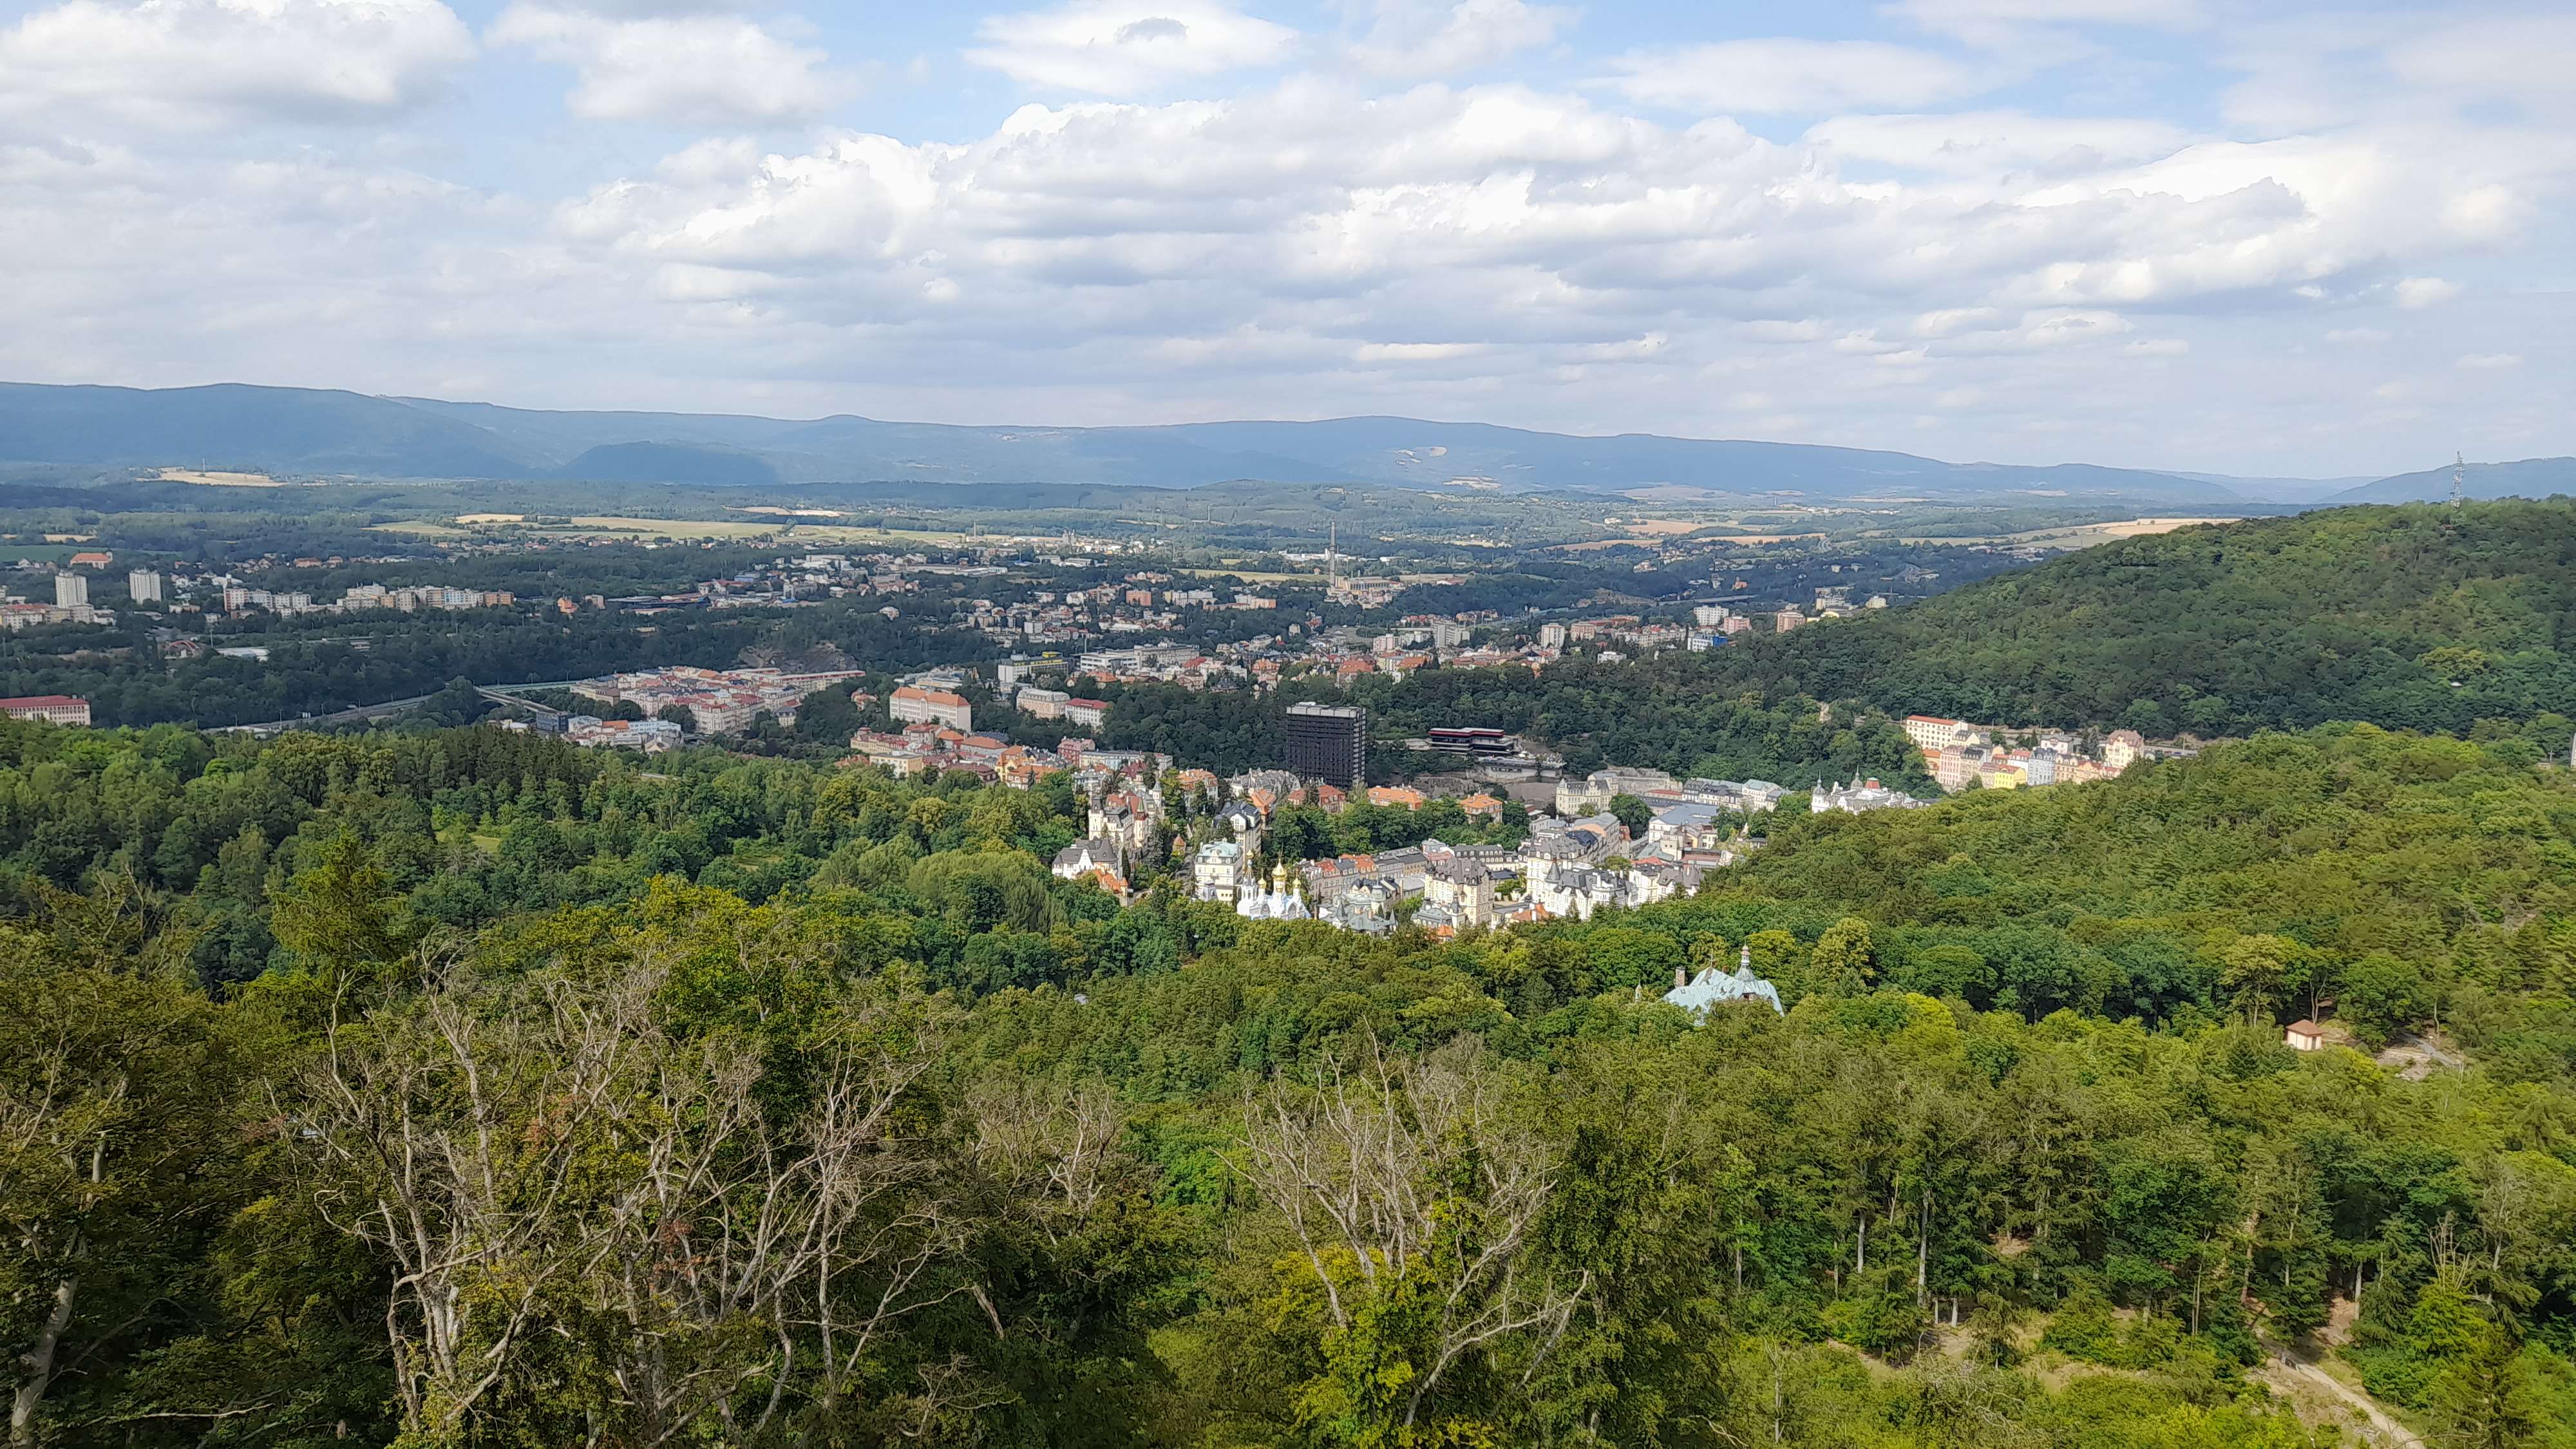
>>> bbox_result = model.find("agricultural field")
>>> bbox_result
[373,515,974,545]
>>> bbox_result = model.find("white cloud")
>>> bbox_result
[1805,111,2189,175]
[8,3,2576,476]
[0,0,475,126]
[0,144,512,392]
[1739,320,1827,343]
[528,76,2562,440]
[2014,308,2130,348]
[1347,0,1571,76]
[2391,14,2576,122]
[2395,276,2459,309]
[1604,39,1986,115]
[967,0,1298,95]
[1910,308,2002,337]
[490,5,849,124]
[1886,0,2203,54]
[1889,0,2202,32]
[2455,353,2520,370]
[1354,340,1485,362]
[1832,330,1907,355]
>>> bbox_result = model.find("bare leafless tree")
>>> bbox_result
[1228,1038,1583,1432]
[966,1076,1130,1244]
[291,946,978,1446]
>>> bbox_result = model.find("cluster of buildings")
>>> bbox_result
[1012,688,1112,728]
[567,665,867,735]
[965,573,1905,705]
[847,723,1131,788]
[1903,715,2159,791]
[983,614,1539,719]
[965,578,1285,649]
[3,560,529,626]
[1213,799,1736,938]
[1812,779,1927,814]
[0,572,113,629]
[217,583,518,617]
[1042,751,1753,940]
[596,552,1014,617]
[556,716,686,753]
[1553,766,1789,819]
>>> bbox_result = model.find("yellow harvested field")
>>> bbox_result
[2018,516,2235,542]
[1900,516,2239,546]
[1182,567,1314,583]
[1618,520,1705,536]
[564,516,775,537]
[1553,530,1824,551]
[156,469,282,487]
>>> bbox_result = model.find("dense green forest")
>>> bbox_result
[3,715,2571,1446]
[0,603,992,728]
[1706,500,2576,736]
[1089,654,1937,788]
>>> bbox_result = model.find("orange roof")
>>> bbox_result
[893,685,969,707]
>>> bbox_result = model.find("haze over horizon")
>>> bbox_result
[4,0,2570,477]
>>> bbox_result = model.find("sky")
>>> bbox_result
[1,0,2570,477]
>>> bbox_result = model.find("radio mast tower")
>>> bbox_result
[1327,522,1340,591]
[2451,452,2466,507]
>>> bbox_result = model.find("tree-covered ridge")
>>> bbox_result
[1705,721,2576,1040]
[1,718,2573,1446]
[0,594,987,729]
[1712,500,2576,736]
[1094,653,1935,787]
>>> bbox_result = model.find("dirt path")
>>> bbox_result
[2260,1341,2422,1446]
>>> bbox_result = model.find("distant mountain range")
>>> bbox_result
[1,381,2568,507]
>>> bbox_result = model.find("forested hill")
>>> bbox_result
[1713,499,2576,736]
[4,712,2575,1444]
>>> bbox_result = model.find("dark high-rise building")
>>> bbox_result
[1283,701,1367,788]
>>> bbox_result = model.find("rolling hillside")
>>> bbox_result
[1711,499,2576,737]
[0,381,2273,502]
[2325,455,2576,504]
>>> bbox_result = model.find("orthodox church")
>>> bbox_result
[1663,943,1785,1017]
[1235,862,1311,922]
